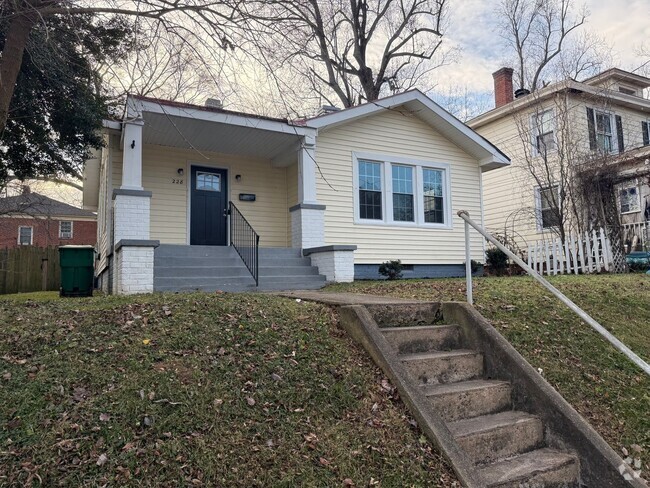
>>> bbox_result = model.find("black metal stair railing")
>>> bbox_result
[228,201,260,286]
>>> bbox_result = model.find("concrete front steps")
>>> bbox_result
[383,322,579,487]
[338,302,643,488]
[154,245,326,292]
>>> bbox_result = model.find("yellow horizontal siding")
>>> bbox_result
[111,145,289,247]
[316,108,484,264]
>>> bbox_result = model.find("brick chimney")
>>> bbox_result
[493,67,514,108]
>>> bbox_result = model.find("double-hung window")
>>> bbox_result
[595,111,613,153]
[59,221,73,239]
[18,226,33,246]
[358,160,383,220]
[619,185,640,214]
[392,165,414,222]
[422,168,445,224]
[536,185,560,230]
[355,155,450,227]
[587,108,623,154]
[531,109,555,157]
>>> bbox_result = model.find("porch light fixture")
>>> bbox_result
[177,168,184,176]
[235,174,242,181]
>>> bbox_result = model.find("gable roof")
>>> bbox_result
[304,90,510,171]
[0,192,96,218]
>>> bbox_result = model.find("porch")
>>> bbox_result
[105,96,354,294]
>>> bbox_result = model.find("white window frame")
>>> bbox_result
[643,119,650,145]
[530,109,556,157]
[18,226,33,246]
[534,184,561,231]
[59,220,73,239]
[589,109,618,154]
[352,152,452,229]
[618,183,641,215]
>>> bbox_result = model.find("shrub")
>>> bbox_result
[379,260,403,280]
[485,248,508,276]
[462,260,483,274]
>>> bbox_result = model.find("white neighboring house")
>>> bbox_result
[83,90,509,294]
[469,68,650,254]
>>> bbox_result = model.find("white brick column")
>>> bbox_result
[112,190,158,295]
[303,245,356,282]
[290,203,326,249]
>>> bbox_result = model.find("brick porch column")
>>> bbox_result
[112,118,158,294]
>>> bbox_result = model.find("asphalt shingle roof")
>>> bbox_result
[0,192,96,218]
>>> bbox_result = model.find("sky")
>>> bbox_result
[437,0,650,96]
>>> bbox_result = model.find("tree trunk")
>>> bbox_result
[0,11,37,136]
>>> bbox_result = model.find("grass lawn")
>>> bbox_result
[0,292,457,487]
[328,274,650,470]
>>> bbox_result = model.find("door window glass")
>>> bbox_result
[196,172,221,191]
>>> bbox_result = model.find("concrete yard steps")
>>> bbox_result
[377,315,582,486]
[337,302,641,487]
[421,379,512,422]
[381,324,461,353]
[479,448,580,488]
[153,245,326,292]
[448,410,544,464]
[400,349,484,385]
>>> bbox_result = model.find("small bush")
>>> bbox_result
[485,248,508,276]
[379,260,403,280]
[462,260,482,274]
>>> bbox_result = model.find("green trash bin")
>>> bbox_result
[59,245,95,297]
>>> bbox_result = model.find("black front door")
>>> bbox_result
[190,166,228,245]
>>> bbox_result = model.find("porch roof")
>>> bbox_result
[125,95,315,163]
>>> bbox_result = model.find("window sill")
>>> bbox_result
[355,219,452,230]
[620,210,641,215]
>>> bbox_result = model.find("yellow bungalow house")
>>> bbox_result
[83,90,509,294]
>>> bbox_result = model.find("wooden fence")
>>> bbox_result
[0,247,61,295]
[527,228,614,276]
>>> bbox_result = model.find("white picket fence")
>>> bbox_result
[527,228,613,275]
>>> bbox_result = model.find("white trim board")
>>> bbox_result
[351,151,453,230]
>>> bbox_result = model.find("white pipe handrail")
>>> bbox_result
[458,210,650,377]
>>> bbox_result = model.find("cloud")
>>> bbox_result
[434,0,649,95]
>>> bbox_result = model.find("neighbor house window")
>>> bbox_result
[595,111,613,152]
[18,226,33,245]
[358,160,383,220]
[59,221,73,239]
[642,121,650,146]
[586,108,622,153]
[531,109,555,156]
[422,168,445,224]
[392,165,414,222]
[536,185,560,230]
[355,155,450,227]
[619,186,640,214]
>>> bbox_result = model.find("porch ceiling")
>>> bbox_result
[141,112,301,162]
